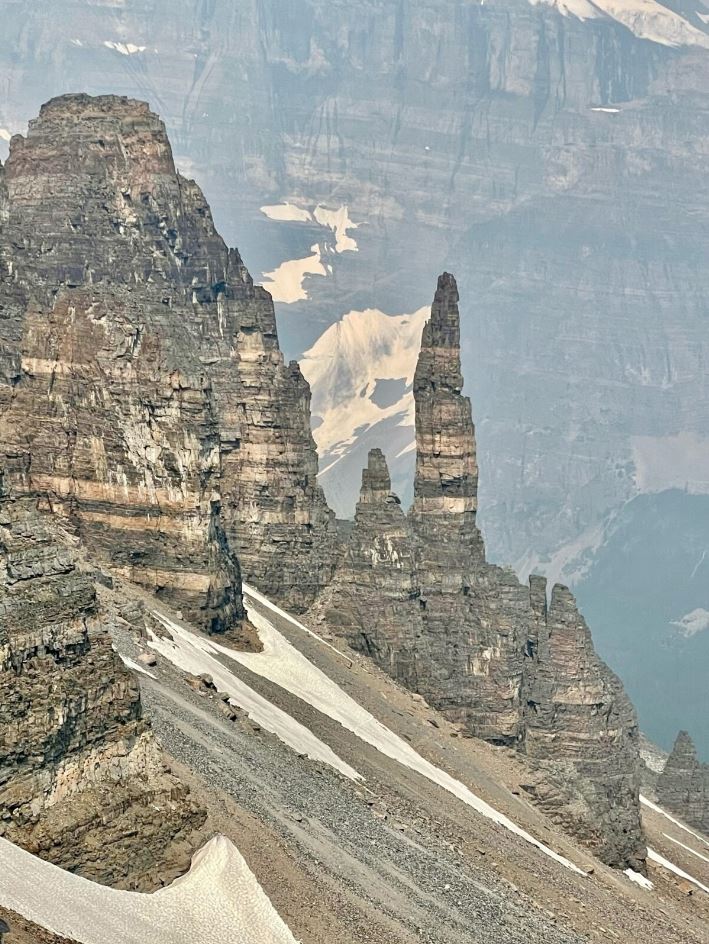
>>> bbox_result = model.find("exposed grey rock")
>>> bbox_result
[0,94,334,632]
[0,490,204,889]
[657,731,709,835]
[315,274,646,870]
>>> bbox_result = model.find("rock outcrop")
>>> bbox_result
[656,731,709,835]
[0,94,333,629]
[315,274,645,870]
[0,490,204,889]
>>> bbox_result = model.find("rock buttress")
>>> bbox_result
[0,493,204,888]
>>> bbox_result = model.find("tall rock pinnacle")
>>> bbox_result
[317,273,646,870]
[657,730,709,834]
[412,273,479,538]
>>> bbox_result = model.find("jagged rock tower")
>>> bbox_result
[316,273,645,870]
[657,731,709,835]
[0,95,334,632]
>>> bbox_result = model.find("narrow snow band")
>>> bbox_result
[624,868,654,890]
[119,654,157,679]
[647,848,709,894]
[640,796,709,848]
[663,834,709,866]
[0,835,297,944]
[149,614,362,782]
[236,590,585,874]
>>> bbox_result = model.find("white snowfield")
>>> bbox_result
[231,585,585,874]
[624,868,654,890]
[530,0,709,49]
[258,202,358,302]
[300,306,428,475]
[0,834,298,944]
[103,40,146,55]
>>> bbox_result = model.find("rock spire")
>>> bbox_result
[657,731,709,834]
[315,273,646,870]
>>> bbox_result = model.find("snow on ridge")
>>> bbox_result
[260,203,313,223]
[530,0,709,48]
[300,306,428,469]
[237,588,585,875]
[258,202,359,302]
[313,204,359,253]
[664,834,709,865]
[119,654,157,679]
[261,244,327,304]
[0,833,297,944]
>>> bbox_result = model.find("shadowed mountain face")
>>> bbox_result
[0,0,707,754]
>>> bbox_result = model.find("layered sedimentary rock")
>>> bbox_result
[656,731,709,835]
[316,274,645,869]
[0,491,203,888]
[0,94,333,624]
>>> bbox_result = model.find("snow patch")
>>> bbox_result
[149,613,361,781]
[300,306,428,473]
[119,655,157,679]
[261,244,326,303]
[0,834,297,944]
[591,106,621,114]
[260,203,313,223]
[624,868,654,890]
[531,0,709,48]
[240,585,585,875]
[647,847,709,894]
[313,204,359,252]
[670,608,709,638]
[103,41,147,56]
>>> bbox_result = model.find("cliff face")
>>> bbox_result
[0,491,203,888]
[657,731,709,835]
[0,95,333,623]
[316,274,645,870]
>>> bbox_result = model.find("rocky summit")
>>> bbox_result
[0,94,334,635]
[315,273,645,871]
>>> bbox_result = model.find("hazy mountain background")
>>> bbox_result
[1,0,707,756]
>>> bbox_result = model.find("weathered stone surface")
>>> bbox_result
[315,274,645,870]
[0,492,204,889]
[656,731,709,835]
[0,94,334,631]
